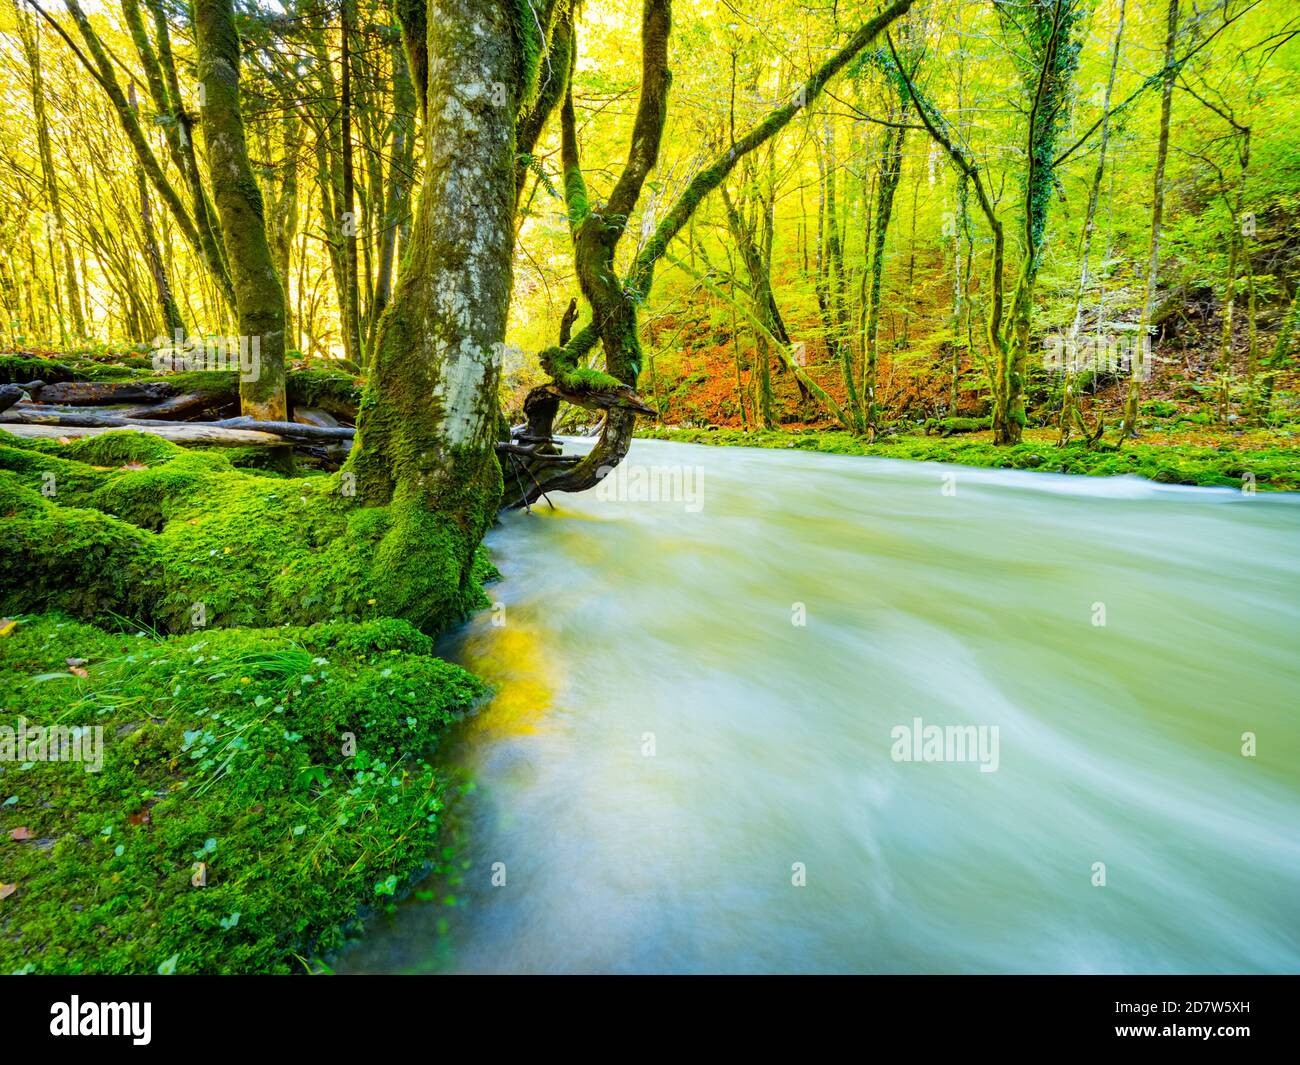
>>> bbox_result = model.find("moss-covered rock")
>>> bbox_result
[0,473,164,620]
[0,613,485,974]
[0,430,494,633]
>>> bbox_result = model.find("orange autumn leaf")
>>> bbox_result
[9,827,32,841]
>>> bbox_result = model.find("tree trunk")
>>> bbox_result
[862,96,905,435]
[1060,0,1125,445]
[1123,0,1179,437]
[340,0,363,365]
[345,0,521,615]
[193,0,289,430]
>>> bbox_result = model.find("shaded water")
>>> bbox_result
[339,438,1300,974]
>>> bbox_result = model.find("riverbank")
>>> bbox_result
[0,421,495,973]
[637,425,1300,491]
[0,612,484,974]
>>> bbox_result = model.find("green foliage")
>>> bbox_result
[0,430,493,634]
[0,613,485,974]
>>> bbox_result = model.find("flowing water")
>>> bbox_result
[339,438,1300,974]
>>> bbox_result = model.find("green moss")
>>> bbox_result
[926,416,991,435]
[0,613,486,974]
[58,430,185,468]
[513,0,544,108]
[0,354,155,384]
[0,430,492,634]
[539,345,623,394]
[0,356,74,384]
[0,473,164,620]
[287,369,362,415]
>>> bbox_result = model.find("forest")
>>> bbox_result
[0,0,1297,980]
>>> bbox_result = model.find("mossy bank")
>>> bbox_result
[638,425,1300,491]
[0,614,484,974]
[0,427,499,973]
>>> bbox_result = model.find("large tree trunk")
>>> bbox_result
[345,0,521,614]
[193,0,289,426]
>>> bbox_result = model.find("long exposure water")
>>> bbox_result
[339,438,1300,974]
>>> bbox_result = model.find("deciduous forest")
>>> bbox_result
[0,0,1297,985]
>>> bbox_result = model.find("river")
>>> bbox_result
[338,438,1300,974]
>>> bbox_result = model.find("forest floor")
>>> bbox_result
[0,352,495,973]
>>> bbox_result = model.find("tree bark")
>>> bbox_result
[1123,0,1179,437]
[346,0,523,616]
[193,0,289,433]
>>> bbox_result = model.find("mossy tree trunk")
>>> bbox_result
[1124,0,1180,438]
[511,0,915,505]
[344,0,525,616]
[193,0,288,424]
[862,73,907,437]
[993,0,1081,446]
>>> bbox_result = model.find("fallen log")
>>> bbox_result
[210,416,355,444]
[1,407,356,446]
[3,409,142,429]
[20,371,361,421]
[30,380,180,405]
[0,423,285,448]
[121,393,233,419]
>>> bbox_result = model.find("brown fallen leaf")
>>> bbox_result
[9,827,32,841]
[57,436,72,445]
[119,462,148,471]
[68,666,89,679]
[0,883,16,900]
[127,810,150,827]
